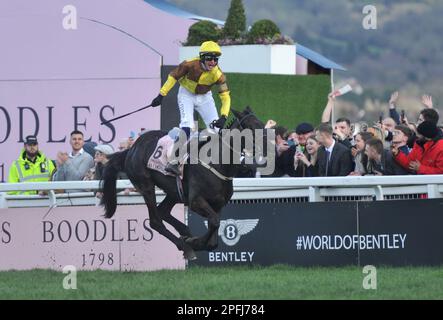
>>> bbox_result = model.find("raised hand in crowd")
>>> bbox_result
[400,109,408,125]
[276,140,290,156]
[56,151,69,166]
[422,95,433,109]
[387,91,402,124]
[389,91,399,108]
[265,119,277,129]
[295,151,310,167]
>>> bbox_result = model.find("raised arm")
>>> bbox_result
[217,74,231,117]
[389,91,401,124]
[422,95,434,109]
[321,93,335,123]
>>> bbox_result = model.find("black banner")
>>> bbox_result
[358,200,443,266]
[188,199,443,267]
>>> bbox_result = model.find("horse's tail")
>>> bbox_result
[100,149,128,218]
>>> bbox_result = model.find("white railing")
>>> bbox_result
[1,175,443,208]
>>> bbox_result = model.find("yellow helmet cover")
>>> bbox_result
[199,41,222,56]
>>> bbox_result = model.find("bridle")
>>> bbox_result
[229,113,257,131]
[202,113,267,181]
[220,112,261,158]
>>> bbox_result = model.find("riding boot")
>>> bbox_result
[165,147,189,176]
[165,127,190,176]
[165,160,181,176]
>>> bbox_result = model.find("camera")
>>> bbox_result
[401,110,406,124]
[287,139,296,147]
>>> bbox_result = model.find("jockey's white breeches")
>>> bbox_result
[177,85,219,130]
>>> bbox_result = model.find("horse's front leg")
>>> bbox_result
[140,185,196,260]
[187,196,220,251]
[157,195,192,239]
[205,224,219,251]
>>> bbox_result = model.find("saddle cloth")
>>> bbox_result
[147,134,187,178]
[147,129,212,177]
[147,134,176,177]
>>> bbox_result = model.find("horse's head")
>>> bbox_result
[229,106,264,131]
[226,107,272,174]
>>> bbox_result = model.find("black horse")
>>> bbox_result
[101,107,265,260]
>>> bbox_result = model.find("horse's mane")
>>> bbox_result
[225,117,237,129]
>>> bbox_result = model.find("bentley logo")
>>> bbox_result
[205,219,259,246]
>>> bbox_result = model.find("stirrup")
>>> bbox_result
[165,162,181,176]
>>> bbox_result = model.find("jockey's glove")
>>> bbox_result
[213,116,227,129]
[151,94,164,107]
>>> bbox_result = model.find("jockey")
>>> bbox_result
[151,40,231,175]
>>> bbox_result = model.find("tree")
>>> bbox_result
[222,0,246,39]
[185,20,221,46]
[248,19,281,43]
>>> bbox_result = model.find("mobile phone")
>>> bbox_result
[379,115,383,125]
[401,110,406,123]
[287,139,295,147]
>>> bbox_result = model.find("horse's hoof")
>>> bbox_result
[184,250,197,261]
[206,243,218,251]
[184,237,203,251]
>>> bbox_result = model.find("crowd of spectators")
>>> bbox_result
[7,130,136,195]
[263,91,443,178]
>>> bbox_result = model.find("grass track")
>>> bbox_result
[1,265,442,300]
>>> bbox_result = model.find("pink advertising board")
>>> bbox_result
[0,0,192,181]
[0,204,186,271]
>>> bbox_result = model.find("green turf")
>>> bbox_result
[1,265,443,300]
[212,73,331,130]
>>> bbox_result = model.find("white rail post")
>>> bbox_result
[309,186,323,202]
[48,190,57,207]
[374,185,384,201]
[427,184,440,199]
[0,192,7,208]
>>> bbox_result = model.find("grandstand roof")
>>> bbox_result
[296,43,346,71]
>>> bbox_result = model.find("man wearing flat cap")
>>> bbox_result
[7,135,56,195]
[294,122,315,147]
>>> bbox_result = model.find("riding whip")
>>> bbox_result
[101,104,153,125]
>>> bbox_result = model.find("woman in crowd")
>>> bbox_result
[293,135,320,177]
[350,131,374,175]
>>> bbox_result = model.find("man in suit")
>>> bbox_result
[315,123,354,176]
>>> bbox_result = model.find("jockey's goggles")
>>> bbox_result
[202,55,219,62]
